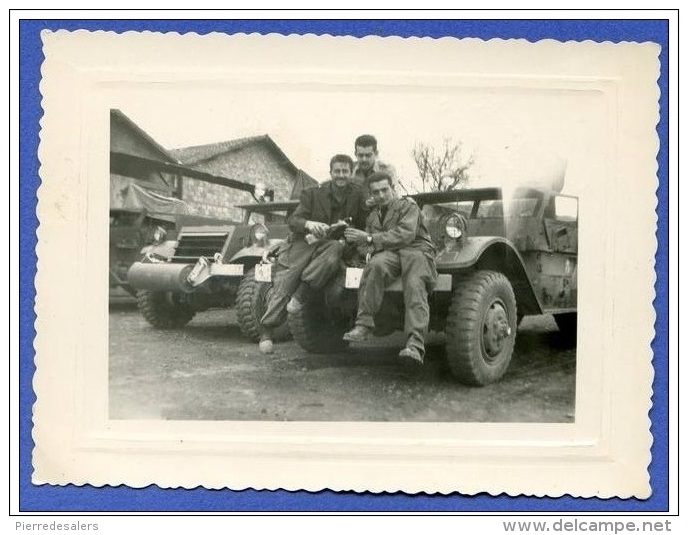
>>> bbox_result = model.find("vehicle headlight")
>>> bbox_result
[152,226,167,245]
[444,215,465,240]
[249,223,269,246]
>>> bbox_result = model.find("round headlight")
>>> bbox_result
[445,215,464,240]
[249,223,269,246]
[152,226,167,244]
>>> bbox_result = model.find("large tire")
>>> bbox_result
[445,270,517,386]
[553,313,577,343]
[236,268,291,342]
[136,290,195,329]
[288,294,350,354]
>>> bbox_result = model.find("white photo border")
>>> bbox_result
[17,15,671,512]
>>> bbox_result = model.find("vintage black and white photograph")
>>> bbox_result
[108,85,579,423]
[33,31,657,496]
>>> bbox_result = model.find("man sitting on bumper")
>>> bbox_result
[258,154,368,354]
[343,172,438,364]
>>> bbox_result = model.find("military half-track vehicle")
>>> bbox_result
[110,151,274,297]
[287,186,578,385]
[127,199,299,341]
[110,207,239,296]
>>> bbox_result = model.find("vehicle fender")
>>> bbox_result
[436,236,509,269]
[437,236,543,315]
[228,239,286,265]
[227,245,268,266]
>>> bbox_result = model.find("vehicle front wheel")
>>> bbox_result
[236,268,291,343]
[136,290,195,329]
[445,270,517,386]
[288,293,350,354]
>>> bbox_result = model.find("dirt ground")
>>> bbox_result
[109,298,576,422]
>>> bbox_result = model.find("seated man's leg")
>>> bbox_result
[398,248,438,362]
[344,250,400,341]
[300,239,345,290]
[286,239,346,313]
[259,243,313,352]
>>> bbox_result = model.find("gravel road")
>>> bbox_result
[109,299,576,423]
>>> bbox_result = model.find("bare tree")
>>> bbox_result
[412,138,474,192]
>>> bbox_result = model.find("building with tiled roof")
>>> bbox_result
[170,135,317,220]
[111,109,317,221]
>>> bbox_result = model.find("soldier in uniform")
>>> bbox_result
[351,134,397,193]
[258,154,368,354]
[343,171,437,364]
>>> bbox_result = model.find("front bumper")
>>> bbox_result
[344,268,452,292]
[128,258,245,293]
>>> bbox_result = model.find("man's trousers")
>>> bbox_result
[354,248,437,355]
[260,239,344,329]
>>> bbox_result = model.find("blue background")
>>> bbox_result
[19,18,670,512]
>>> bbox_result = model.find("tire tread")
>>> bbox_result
[136,290,194,329]
[445,270,517,386]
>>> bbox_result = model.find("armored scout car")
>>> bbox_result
[110,151,273,297]
[127,199,299,341]
[288,185,578,385]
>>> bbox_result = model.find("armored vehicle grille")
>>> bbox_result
[171,232,229,263]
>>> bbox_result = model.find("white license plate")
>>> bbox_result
[188,257,208,281]
[345,267,364,289]
[255,263,272,282]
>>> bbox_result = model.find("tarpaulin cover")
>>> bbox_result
[114,181,191,215]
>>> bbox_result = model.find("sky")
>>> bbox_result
[117,82,606,197]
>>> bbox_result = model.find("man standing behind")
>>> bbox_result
[351,134,397,191]
[258,154,368,354]
[343,172,437,364]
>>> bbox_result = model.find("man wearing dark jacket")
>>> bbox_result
[258,154,368,354]
[343,171,437,364]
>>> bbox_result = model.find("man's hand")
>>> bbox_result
[305,220,329,238]
[345,228,369,245]
[365,197,377,208]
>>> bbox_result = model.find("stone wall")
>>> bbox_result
[181,143,296,220]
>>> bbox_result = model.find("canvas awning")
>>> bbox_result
[119,183,192,215]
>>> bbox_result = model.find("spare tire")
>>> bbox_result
[288,293,350,354]
[236,267,291,342]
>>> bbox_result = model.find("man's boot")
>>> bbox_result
[343,325,373,342]
[399,346,424,365]
[258,329,274,354]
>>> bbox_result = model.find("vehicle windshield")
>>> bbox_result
[476,198,539,218]
[239,201,299,225]
[246,210,291,225]
[429,201,474,219]
[431,197,539,219]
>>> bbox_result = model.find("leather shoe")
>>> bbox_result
[342,325,372,342]
[258,333,274,354]
[399,346,424,365]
